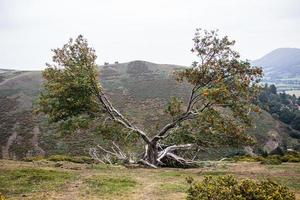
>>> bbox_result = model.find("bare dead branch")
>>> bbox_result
[138,159,158,169]
[89,148,105,164]
[157,144,193,162]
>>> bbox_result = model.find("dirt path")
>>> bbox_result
[43,168,94,200]
[131,176,159,200]
[54,178,84,200]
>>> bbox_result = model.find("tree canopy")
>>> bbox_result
[38,35,101,122]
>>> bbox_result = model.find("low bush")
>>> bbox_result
[260,158,282,165]
[22,155,45,162]
[47,155,93,164]
[0,193,6,200]
[225,152,300,164]
[186,175,295,200]
[281,154,300,163]
[224,155,264,162]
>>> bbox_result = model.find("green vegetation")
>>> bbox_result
[22,155,45,162]
[47,155,93,164]
[201,171,228,176]
[0,193,5,200]
[85,176,137,195]
[22,155,94,164]
[187,175,295,200]
[260,158,282,165]
[225,153,300,165]
[0,168,74,196]
[258,84,300,133]
[0,160,300,199]
[273,176,300,192]
[159,183,188,192]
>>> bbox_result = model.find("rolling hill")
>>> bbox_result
[252,48,300,77]
[252,48,300,94]
[0,60,298,160]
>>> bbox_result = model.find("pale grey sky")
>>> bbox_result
[0,0,299,70]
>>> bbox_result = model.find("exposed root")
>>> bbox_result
[89,148,105,164]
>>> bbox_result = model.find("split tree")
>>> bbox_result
[38,29,262,168]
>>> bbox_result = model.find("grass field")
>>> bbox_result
[0,160,300,200]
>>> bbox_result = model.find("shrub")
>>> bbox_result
[47,155,93,164]
[22,155,45,162]
[260,158,282,165]
[47,155,70,162]
[0,193,6,200]
[281,153,300,163]
[224,155,264,162]
[187,175,295,200]
[225,153,300,164]
[281,155,297,162]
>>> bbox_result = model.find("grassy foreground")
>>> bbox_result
[0,160,300,200]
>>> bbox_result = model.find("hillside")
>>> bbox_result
[252,48,300,93]
[0,60,298,160]
[252,48,300,77]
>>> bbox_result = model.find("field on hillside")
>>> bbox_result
[0,160,300,200]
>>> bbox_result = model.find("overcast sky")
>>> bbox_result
[0,0,299,70]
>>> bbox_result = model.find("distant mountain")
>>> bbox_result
[0,60,298,160]
[252,48,300,77]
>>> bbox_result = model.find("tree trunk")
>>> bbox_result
[145,142,159,166]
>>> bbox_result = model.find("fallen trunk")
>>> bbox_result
[90,142,196,168]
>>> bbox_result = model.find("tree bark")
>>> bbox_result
[144,142,159,166]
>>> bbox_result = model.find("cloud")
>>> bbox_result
[0,0,299,70]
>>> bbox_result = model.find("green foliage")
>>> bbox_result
[258,84,300,132]
[291,114,300,131]
[281,153,300,163]
[0,169,74,195]
[165,96,183,118]
[22,155,45,162]
[186,175,295,200]
[51,114,93,136]
[225,155,264,162]
[37,35,101,122]
[260,158,282,165]
[225,153,300,164]
[165,110,255,149]
[173,29,262,148]
[36,35,140,159]
[0,193,5,200]
[160,183,188,192]
[47,155,93,164]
